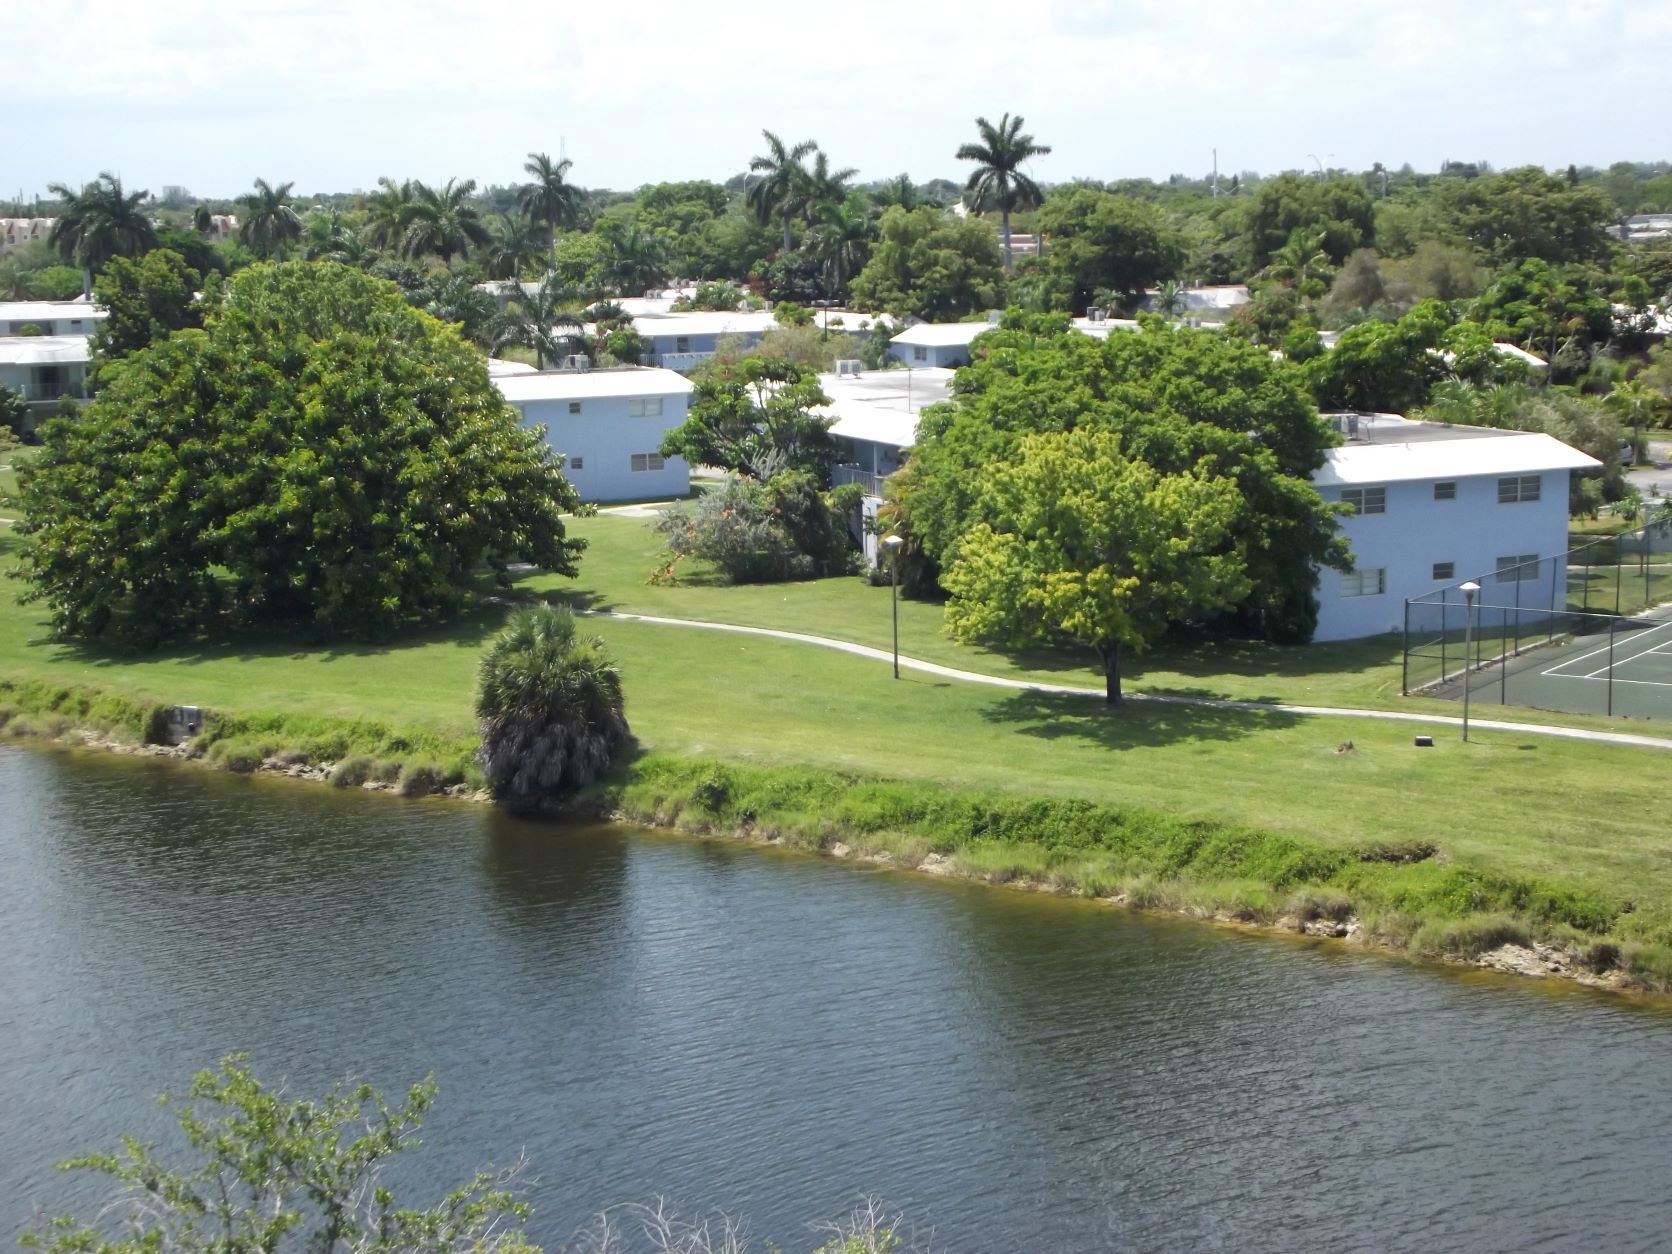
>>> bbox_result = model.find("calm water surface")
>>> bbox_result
[3,744,1670,1251]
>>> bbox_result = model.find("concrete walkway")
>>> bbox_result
[583,609,1672,753]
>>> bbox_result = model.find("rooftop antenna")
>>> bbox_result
[560,134,567,162]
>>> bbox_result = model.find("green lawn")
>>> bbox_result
[5,523,1672,923]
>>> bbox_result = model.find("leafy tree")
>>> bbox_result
[943,428,1250,702]
[0,383,28,442]
[236,177,304,261]
[660,356,836,481]
[20,1056,535,1253]
[1304,300,1450,412]
[362,175,416,251]
[1260,227,1333,296]
[519,151,583,270]
[12,262,583,647]
[403,178,491,263]
[192,200,214,235]
[597,217,671,295]
[89,248,203,367]
[654,471,861,583]
[801,150,858,225]
[46,171,159,298]
[476,604,629,808]
[749,129,818,253]
[1467,258,1614,370]
[493,274,587,367]
[1437,166,1617,265]
[956,112,1051,270]
[300,206,365,264]
[484,212,545,280]
[689,211,774,282]
[808,194,876,299]
[1245,172,1373,269]
[847,206,1003,321]
[672,279,745,311]
[422,274,499,348]
[903,312,1346,642]
[1035,188,1184,310]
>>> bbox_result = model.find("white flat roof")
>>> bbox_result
[486,358,537,376]
[1315,429,1600,487]
[0,300,104,325]
[0,335,93,365]
[633,310,779,339]
[817,367,956,448]
[1071,316,1142,338]
[494,366,694,403]
[890,321,996,348]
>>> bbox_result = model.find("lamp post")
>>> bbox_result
[1460,581,1480,742]
[882,534,904,679]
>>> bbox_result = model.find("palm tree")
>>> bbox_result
[483,213,544,282]
[955,113,1052,271]
[748,129,817,254]
[809,196,875,301]
[46,171,158,298]
[402,178,491,264]
[302,207,363,264]
[425,275,499,348]
[476,604,630,810]
[1262,228,1331,292]
[519,152,582,271]
[598,219,670,296]
[1152,279,1188,317]
[362,176,414,252]
[869,174,919,214]
[492,275,588,368]
[192,202,214,235]
[801,150,857,224]
[237,178,304,262]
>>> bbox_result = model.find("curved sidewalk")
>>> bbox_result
[583,609,1672,753]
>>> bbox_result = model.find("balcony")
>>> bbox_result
[648,351,714,372]
[16,381,90,403]
[833,464,889,497]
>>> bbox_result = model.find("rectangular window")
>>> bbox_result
[1432,561,1455,581]
[628,397,664,418]
[69,320,82,331]
[1495,554,1539,583]
[1340,486,1387,515]
[912,345,928,362]
[569,456,583,470]
[630,453,666,473]
[1433,481,1456,500]
[566,401,582,414]
[1498,475,1541,504]
[1340,567,1386,597]
[675,336,690,354]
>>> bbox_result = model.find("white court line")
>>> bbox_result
[1541,617,1672,678]
[1583,629,1672,679]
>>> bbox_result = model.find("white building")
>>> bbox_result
[494,366,694,503]
[0,299,106,338]
[632,309,781,371]
[887,321,995,368]
[0,335,93,412]
[1312,414,1599,641]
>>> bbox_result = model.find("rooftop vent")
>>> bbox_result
[834,359,864,378]
[560,354,591,372]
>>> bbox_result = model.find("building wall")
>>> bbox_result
[645,330,767,370]
[887,341,970,369]
[0,316,98,337]
[0,361,90,403]
[1313,468,1572,641]
[513,391,691,503]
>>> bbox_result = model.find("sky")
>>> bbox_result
[5,0,1669,204]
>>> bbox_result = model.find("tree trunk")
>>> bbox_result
[1100,641,1123,705]
[81,266,92,301]
[1001,208,1013,272]
[782,213,794,256]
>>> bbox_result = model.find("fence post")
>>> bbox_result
[1608,616,1616,718]
[1548,557,1559,642]
[1440,593,1448,686]
[1501,607,1509,705]
[1513,571,1523,656]
[1401,599,1410,696]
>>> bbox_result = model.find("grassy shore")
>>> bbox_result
[5,518,1672,987]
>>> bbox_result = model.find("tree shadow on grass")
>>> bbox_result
[979,687,1305,752]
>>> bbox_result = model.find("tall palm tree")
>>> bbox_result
[361,176,414,252]
[476,604,630,810]
[237,178,304,261]
[955,113,1052,271]
[492,275,588,368]
[598,219,670,296]
[425,275,499,349]
[402,178,492,264]
[302,207,364,264]
[46,171,158,298]
[1262,228,1331,292]
[484,213,544,282]
[809,196,875,301]
[869,174,919,214]
[192,202,214,236]
[800,150,857,225]
[748,129,817,254]
[519,152,582,271]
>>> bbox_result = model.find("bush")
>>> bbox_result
[329,755,377,788]
[655,472,861,584]
[1409,914,1531,958]
[396,761,450,797]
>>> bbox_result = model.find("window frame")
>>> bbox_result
[630,452,666,473]
[569,456,584,471]
[1432,561,1455,581]
[912,345,928,362]
[1433,481,1456,501]
[1494,554,1540,583]
[1497,474,1541,504]
[1340,567,1387,598]
[567,401,582,415]
[1341,485,1387,516]
[628,397,664,418]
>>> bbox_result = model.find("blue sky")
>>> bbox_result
[5,0,1667,203]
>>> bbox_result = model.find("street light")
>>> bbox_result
[882,534,904,679]
[1459,581,1481,742]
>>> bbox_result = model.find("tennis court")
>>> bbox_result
[1420,607,1672,720]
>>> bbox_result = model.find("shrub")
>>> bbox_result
[329,756,377,788]
[655,472,860,584]
[396,761,449,797]
[1410,914,1530,959]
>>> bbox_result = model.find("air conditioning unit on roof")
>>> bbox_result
[834,359,863,377]
[560,354,591,372]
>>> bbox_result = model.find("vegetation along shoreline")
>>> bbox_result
[0,677,1656,1001]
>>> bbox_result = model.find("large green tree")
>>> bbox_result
[1035,188,1185,311]
[403,178,492,263]
[944,428,1250,702]
[1304,299,1451,412]
[492,275,587,367]
[956,112,1052,270]
[1245,172,1374,269]
[748,130,817,254]
[12,262,583,646]
[45,171,158,298]
[236,177,303,261]
[847,206,1003,321]
[1437,166,1617,265]
[89,248,203,369]
[660,356,836,482]
[519,151,583,270]
[902,312,1347,642]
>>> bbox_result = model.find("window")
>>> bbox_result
[628,397,664,418]
[569,456,584,470]
[1495,554,1539,583]
[1433,481,1456,500]
[674,336,690,354]
[1498,475,1541,504]
[1432,561,1455,581]
[912,345,928,362]
[69,320,83,331]
[1340,567,1386,597]
[1340,486,1386,515]
[567,401,582,414]
[630,453,666,473]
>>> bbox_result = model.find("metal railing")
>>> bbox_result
[647,351,714,372]
[833,465,889,497]
[16,381,89,402]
